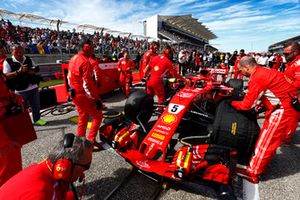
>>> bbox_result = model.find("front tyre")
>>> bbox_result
[124,91,154,124]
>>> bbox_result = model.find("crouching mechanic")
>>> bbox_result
[231,56,298,183]
[117,51,135,97]
[68,39,103,149]
[0,133,93,200]
[145,45,190,106]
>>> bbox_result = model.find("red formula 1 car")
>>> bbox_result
[99,69,259,199]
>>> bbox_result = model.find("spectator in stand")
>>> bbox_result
[3,45,46,126]
[229,50,238,67]
[283,41,300,90]
[135,50,142,70]
[68,39,103,150]
[233,49,245,79]
[178,49,187,76]
[0,44,7,71]
[257,52,268,67]
[267,52,275,68]
[272,53,283,71]
[207,51,214,67]
[140,41,160,80]
[0,133,93,200]
[102,50,112,62]
[232,56,299,183]
[195,52,201,72]
[117,48,126,60]
[224,52,230,67]
[117,51,135,97]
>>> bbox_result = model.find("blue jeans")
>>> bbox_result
[16,87,41,122]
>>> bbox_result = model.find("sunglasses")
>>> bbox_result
[283,52,292,56]
[74,161,91,170]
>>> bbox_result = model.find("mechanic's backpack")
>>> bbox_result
[211,100,260,164]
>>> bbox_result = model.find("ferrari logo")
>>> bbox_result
[154,66,160,71]
[162,114,176,124]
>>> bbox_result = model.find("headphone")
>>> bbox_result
[53,133,75,181]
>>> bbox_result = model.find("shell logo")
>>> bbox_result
[162,114,177,124]
[154,66,160,71]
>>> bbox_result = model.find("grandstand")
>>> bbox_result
[0,8,218,62]
[144,14,217,50]
[268,35,300,53]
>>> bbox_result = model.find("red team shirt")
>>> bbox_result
[284,54,300,89]
[140,50,157,79]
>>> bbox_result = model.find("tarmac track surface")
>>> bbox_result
[23,87,300,200]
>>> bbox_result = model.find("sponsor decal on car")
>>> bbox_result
[151,133,165,141]
[168,103,185,114]
[210,68,227,74]
[162,114,177,124]
[157,125,171,131]
[136,160,150,169]
[153,128,168,135]
[99,63,117,70]
[177,92,193,98]
[148,137,163,145]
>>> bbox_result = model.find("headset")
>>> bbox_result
[53,133,75,181]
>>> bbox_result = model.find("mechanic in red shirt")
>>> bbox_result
[283,41,300,90]
[146,45,189,105]
[272,53,283,70]
[0,72,22,187]
[0,44,7,71]
[90,54,102,95]
[117,51,135,97]
[68,39,103,147]
[140,41,159,80]
[0,134,93,200]
[231,56,298,183]
[233,49,245,79]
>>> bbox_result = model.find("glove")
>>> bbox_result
[96,100,103,110]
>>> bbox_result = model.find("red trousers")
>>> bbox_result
[72,94,103,142]
[0,143,22,187]
[147,80,165,104]
[248,108,298,175]
[119,73,131,97]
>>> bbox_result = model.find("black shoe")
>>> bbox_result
[93,141,104,152]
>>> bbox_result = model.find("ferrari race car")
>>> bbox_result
[99,68,260,199]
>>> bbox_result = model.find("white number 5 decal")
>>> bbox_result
[168,103,184,114]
